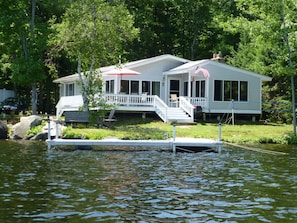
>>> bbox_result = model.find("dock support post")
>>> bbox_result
[55,119,59,139]
[172,124,176,153]
[218,122,222,153]
[47,116,51,150]
[231,99,235,126]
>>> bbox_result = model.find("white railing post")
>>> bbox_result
[55,119,59,139]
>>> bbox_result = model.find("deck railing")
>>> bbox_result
[185,97,207,107]
[179,96,195,119]
[153,96,169,122]
[104,94,155,107]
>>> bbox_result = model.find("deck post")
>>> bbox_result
[172,124,176,153]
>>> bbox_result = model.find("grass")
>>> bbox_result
[61,113,297,145]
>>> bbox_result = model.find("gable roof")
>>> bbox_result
[123,54,189,69]
[164,59,272,81]
[54,54,189,83]
[53,54,272,83]
[100,54,189,74]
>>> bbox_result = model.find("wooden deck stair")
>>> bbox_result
[166,107,194,123]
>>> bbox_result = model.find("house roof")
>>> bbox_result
[123,54,189,69]
[163,60,208,75]
[54,54,189,83]
[53,73,79,83]
[100,54,189,75]
[164,59,272,82]
[53,54,272,83]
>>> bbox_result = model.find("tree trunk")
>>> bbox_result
[32,83,37,115]
[31,0,37,115]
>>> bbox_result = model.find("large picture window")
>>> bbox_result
[214,80,248,101]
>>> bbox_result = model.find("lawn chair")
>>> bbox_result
[102,108,117,128]
[170,94,179,107]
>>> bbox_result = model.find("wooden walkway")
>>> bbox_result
[46,137,223,153]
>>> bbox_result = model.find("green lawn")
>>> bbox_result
[62,114,297,145]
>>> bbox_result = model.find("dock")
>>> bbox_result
[45,119,223,153]
[46,137,223,153]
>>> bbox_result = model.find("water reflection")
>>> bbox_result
[0,140,297,222]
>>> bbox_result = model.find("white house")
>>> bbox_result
[53,54,272,123]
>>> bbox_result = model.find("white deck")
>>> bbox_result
[56,94,207,123]
[46,137,223,153]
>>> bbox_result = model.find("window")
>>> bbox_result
[184,82,193,96]
[121,80,129,94]
[105,80,114,93]
[131,81,139,94]
[240,81,248,101]
[152,81,160,96]
[142,81,150,94]
[214,80,223,101]
[66,83,74,96]
[196,80,205,97]
[214,80,248,101]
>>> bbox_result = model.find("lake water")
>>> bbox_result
[1,140,297,222]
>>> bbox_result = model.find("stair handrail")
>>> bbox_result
[153,95,168,122]
[179,96,194,121]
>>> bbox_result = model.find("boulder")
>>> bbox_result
[11,115,43,140]
[0,121,8,139]
[31,132,48,141]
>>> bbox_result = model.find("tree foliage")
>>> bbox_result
[0,0,297,121]
[49,0,138,110]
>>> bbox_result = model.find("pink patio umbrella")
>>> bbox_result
[194,66,210,78]
[103,67,140,76]
[103,67,140,93]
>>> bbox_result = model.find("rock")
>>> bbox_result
[32,132,48,141]
[0,121,8,139]
[11,115,43,140]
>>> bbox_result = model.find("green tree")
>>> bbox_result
[0,0,69,114]
[49,0,138,111]
[215,0,297,123]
